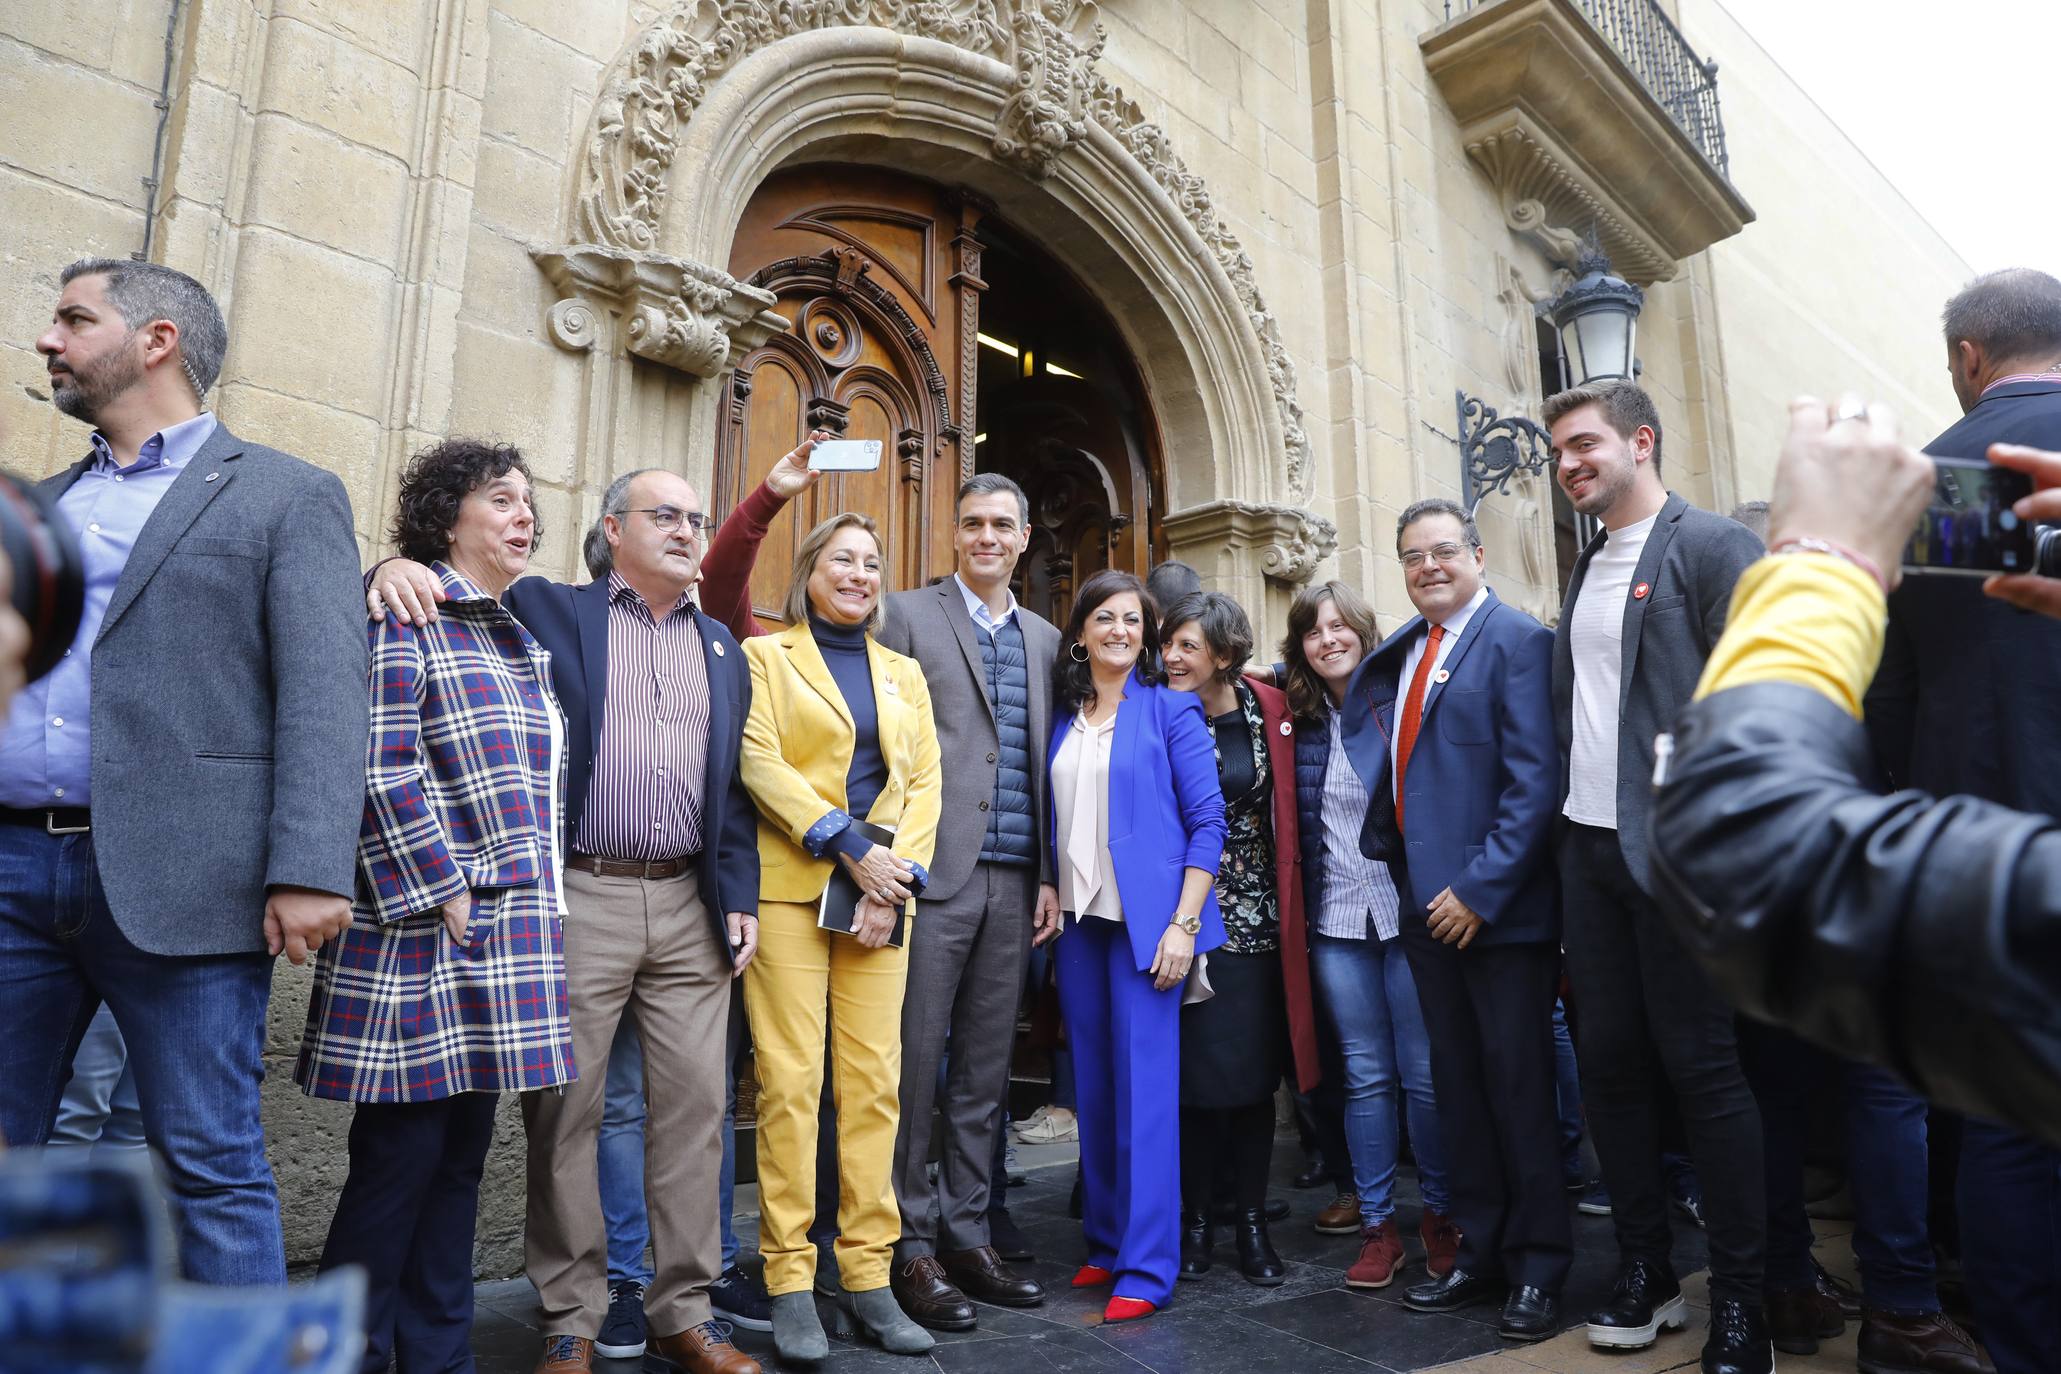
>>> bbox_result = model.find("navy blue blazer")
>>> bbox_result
[1044,671,1228,972]
[1341,591,1560,945]
[502,574,760,924]
[1866,377,2061,812]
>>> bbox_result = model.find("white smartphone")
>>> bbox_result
[807,438,883,472]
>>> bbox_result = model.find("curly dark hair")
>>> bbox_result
[390,439,539,566]
[1159,590,1255,686]
[1055,569,1164,713]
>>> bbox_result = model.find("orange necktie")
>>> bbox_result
[1392,624,1444,833]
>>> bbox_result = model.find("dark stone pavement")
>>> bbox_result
[468,1147,1717,1374]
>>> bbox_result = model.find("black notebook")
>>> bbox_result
[817,819,907,948]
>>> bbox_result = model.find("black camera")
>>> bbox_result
[0,472,85,683]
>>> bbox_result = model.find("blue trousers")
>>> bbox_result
[1958,1120,2061,1374]
[0,826,282,1284]
[50,1003,147,1154]
[598,1013,656,1288]
[1844,1063,1938,1313]
[1308,931,1450,1226]
[319,1093,499,1374]
[1057,918,1180,1306]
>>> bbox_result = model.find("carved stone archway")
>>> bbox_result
[535,0,1334,589]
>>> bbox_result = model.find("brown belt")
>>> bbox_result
[565,852,699,880]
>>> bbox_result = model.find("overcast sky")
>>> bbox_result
[1714,0,2061,277]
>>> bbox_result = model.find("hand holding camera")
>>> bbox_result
[1978,443,2061,617]
[1768,394,1934,588]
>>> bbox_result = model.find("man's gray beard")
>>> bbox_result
[49,348,143,426]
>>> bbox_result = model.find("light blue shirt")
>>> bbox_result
[954,572,1018,636]
[0,412,218,808]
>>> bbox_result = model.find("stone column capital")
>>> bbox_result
[530,243,789,377]
[1161,500,1338,586]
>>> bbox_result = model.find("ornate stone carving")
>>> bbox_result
[1162,500,1338,587]
[993,1,1106,179]
[565,0,1313,495]
[533,244,789,377]
[1467,126,1675,285]
[750,250,957,439]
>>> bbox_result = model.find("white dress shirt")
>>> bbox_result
[954,573,1019,635]
[1563,513,1657,827]
[1392,582,1491,798]
[1052,709,1123,921]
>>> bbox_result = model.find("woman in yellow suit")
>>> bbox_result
[739,511,943,1366]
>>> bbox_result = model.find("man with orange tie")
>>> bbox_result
[1347,499,1568,1341]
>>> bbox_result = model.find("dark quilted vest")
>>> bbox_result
[1294,719,1331,919]
[976,618,1037,866]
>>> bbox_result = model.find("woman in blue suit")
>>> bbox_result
[1040,569,1227,1323]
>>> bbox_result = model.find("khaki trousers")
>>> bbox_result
[743,898,909,1296]
[522,868,731,1337]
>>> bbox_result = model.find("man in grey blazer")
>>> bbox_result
[0,260,367,1285]
[1544,380,1770,1374]
[876,473,1061,1331]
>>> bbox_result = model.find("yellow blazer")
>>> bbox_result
[741,621,943,907]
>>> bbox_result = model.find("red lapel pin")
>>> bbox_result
[1633,582,1651,600]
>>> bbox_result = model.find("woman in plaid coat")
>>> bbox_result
[298,439,573,1374]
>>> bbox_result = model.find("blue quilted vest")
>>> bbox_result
[974,617,1038,866]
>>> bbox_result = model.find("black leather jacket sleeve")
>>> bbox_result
[1649,681,2061,1146]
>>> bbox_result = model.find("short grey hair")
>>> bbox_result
[60,258,227,399]
[1396,497,1481,552]
[1942,268,2061,360]
[583,468,660,578]
[957,471,1029,525]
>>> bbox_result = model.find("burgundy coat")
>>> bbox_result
[1249,678,1320,1093]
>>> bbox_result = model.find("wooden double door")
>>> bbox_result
[716,166,1162,629]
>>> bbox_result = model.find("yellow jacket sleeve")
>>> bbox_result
[891,663,943,874]
[1694,553,1887,720]
[739,638,846,847]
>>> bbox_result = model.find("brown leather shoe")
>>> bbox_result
[1346,1220,1406,1289]
[1766,1284,1844,1355]
[1314,1191,1361,1234]
[533,1335,593,1373]
[889,1253,976,1331]
[647,1320,762,1374]
[1419,1208,1461,1279]
[940,1244,1045,1307]
[1857,1309,1995,1374]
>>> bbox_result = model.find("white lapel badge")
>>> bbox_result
[1278,721,1293,737]
[204,472,220,482]
[882,675,899,696]
[1433,668,1451,684]
[713,640,725,657]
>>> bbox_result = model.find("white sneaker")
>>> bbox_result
[1012,1106,1077,1144]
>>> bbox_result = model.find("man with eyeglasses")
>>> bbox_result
[371,465,766,1374]
[1345,498,1566,1340]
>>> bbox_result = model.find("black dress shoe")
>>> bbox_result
[1210,1197,1291,1224]
[939,1245,1044,1308]
[1500,1286,1561,1342]
[890,1255,976,1332]
[1403,1268,1505,1313]
[1179,1211,1214,1280]
[1701,1297,1774,1374]
[1292,1161,1328,1190]
[986,1207,1034,1263]
[1586,1258,1689,1350]
[1232,1208,1286,1287]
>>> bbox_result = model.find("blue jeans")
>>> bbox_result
[50,1003,147,1153]
[1957,1120,2061,1374]
[1844,1063,1937,1312]
[721,993,745,1269]
[598,1013,656,1288]
[1308,932,1448,1226]
[1551,999,1585,1181]
[0,827,282,1285]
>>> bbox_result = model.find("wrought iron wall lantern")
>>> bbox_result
[1458,245,1645,512]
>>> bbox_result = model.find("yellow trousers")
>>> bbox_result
[743,899,911,1296]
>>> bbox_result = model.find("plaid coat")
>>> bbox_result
[297,564,575,1102]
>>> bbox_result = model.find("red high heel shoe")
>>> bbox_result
[1071,1264,1114,1288]
[1103,1297,1157,1323]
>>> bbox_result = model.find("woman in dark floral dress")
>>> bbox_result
[1160,591,1319,1286]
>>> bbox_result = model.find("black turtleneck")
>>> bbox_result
[809,612,888,829]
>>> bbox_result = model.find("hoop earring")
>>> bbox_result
[1069,642,1089,663]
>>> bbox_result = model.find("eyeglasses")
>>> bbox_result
[622,506,714,537]
[1399,542,1474,571]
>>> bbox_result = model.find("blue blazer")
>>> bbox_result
[1341,591,1560,946]
[502,574,760,925]
[1045,671,1229,971]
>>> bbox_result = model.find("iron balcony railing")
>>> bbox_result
[1443,0,1732,177]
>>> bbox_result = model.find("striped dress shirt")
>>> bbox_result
[572,573,710,861]
[1314,709,1401,940]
